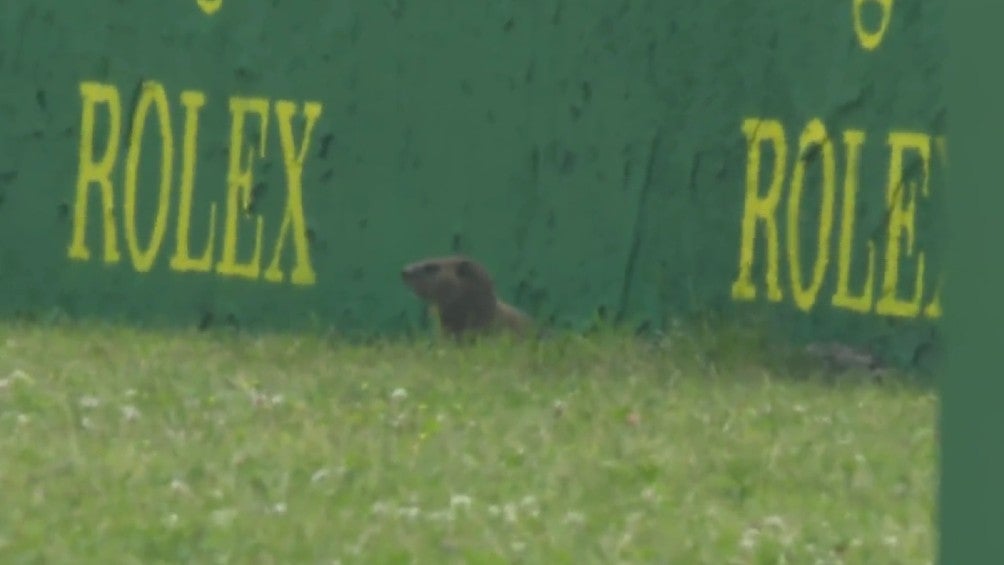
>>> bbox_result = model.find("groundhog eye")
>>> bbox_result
[422,264,440,275]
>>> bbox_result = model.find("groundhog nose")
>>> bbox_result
[401,266,414,280]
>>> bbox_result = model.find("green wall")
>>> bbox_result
[0,1,945,368]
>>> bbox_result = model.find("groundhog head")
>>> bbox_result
[400,255,496,308]
[402,254,532,339]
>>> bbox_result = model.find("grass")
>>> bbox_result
[0,320,936,564]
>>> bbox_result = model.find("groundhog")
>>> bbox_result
[400,255,533,340]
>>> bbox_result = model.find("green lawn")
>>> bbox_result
[0,321,936,563]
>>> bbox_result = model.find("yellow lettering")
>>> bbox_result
[935,136,948,165]
[170,91,218,273]
[786,119,836,312]
[875,131,930,317]
[831,129,877,313]
[925,277,943,319]
[924,136,945,320]
[68,82,122,263]
[852,0,895,51]
[264,100,323,285]
[196,0,223,15]
[123,81,174,273]
[216,97,268,280]
[732,118,787,302]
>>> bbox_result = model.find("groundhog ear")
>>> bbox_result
[455,260,473,278]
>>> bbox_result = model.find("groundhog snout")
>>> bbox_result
[401,262,420,280]
[401,262,440,282]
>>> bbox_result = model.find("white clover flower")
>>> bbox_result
[9,369,30,382]
[503,503,518,523]
[121,405,141,422]
[248,390,267,407]
[163,513,180,528]
[763,515,786,530]
[391,388,408,401]
[563,511,586,525]
[450,494,472,509]
[311,468,331,483]
[397,506,420,519]
[641,487,658,502]
[519,496,540,518]
[210,508,237,527]
[79,395,100,409]
[426,510,453,522]
[169,478,191,495]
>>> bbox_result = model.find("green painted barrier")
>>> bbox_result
[0,1,944,368]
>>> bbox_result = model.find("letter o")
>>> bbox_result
[786,119,837,312]
[124,81,174,273]
[853,0,895,51]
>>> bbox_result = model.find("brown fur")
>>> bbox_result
[400,255,532,340]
